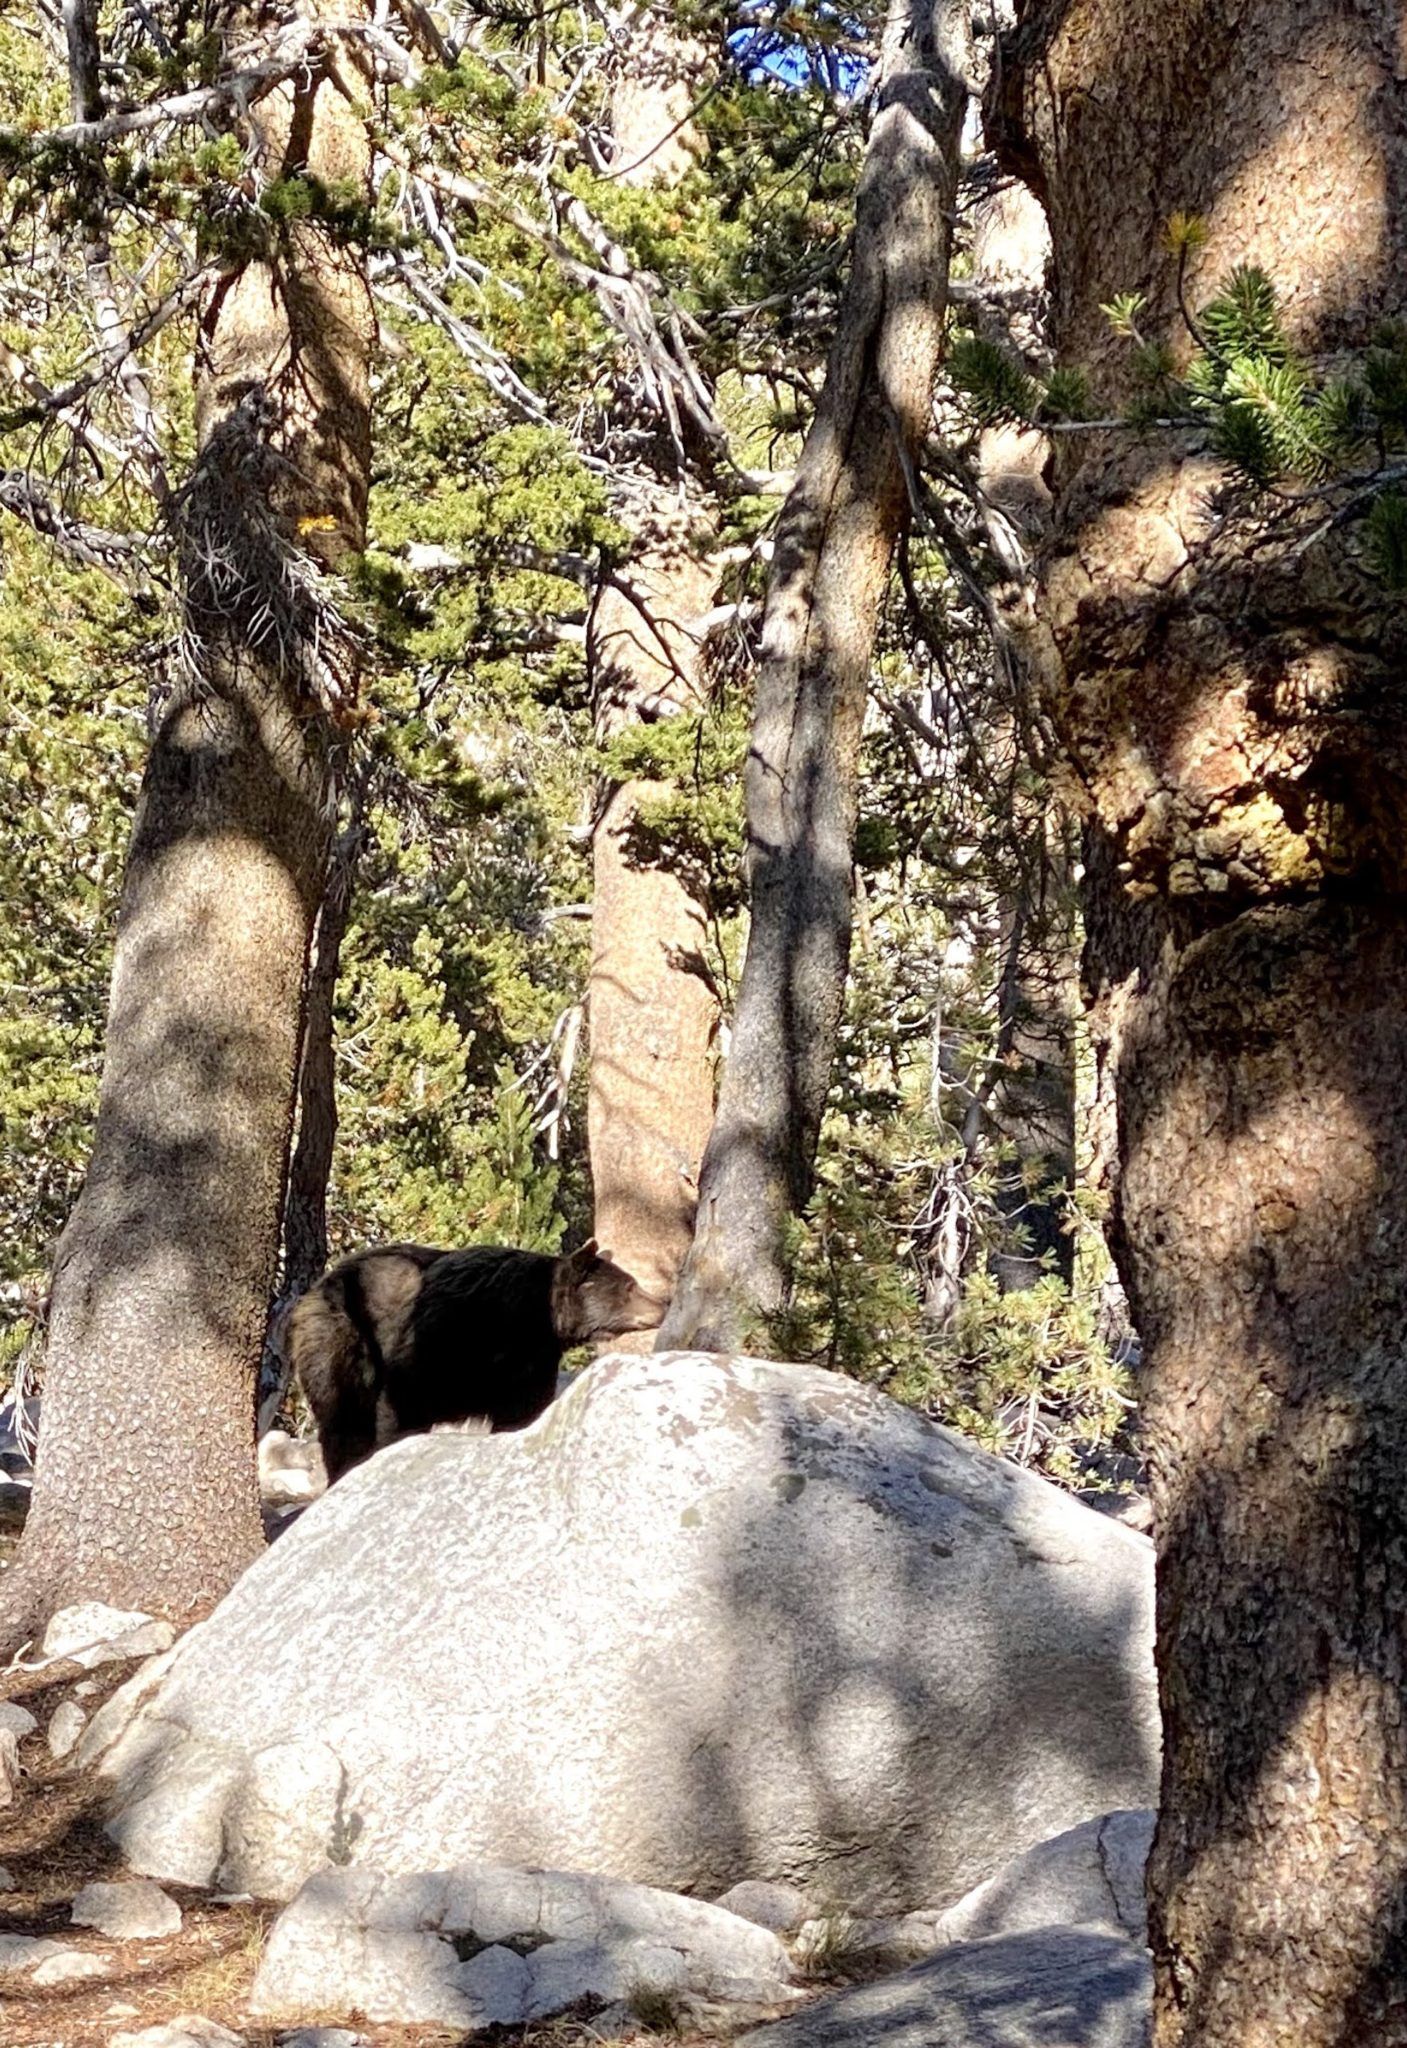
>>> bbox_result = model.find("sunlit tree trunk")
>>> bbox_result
[998,3,1407,2038]
[586,20,719,1327]
[0,2,373,1650]
[659,0,969,1351]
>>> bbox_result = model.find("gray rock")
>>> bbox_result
[276,2033,365,2048]
[40,1602,175,1669]
[853,1810,1157,1967]
[0,1728,20,1809]
[250,1858,795,2026]
[932,1811,1155,1949]
[259,1431,327,1510]
[31,1947,112,1985]
[0,1932,67,1977]
[715,1881,810,1934]
[87,1353,1158,1910]
[591,2000,644,2038]
[449,1944,531,2025]
[0,1864,14,1892]
[523,1937,629,2018]
[221,1738,348,1899]
[49,1696,88,1759]
[94,1734,242,1888]
[109,2020,245,2048]
[740,1926,1151,2048]
[72,1876,183,1939]
[0,1702,36,1740]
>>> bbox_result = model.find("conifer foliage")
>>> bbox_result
[2,0,1139,1607]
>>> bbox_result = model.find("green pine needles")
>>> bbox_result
[947,225,1407,587]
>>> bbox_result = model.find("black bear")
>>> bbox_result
[288,1239,664,1482]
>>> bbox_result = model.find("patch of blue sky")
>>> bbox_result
[727,4,870,100]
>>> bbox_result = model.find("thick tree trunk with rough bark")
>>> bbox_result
[0,7,373,1651]
[998,4,1407,2040]
[658,0,969,1351]
[586,27,719,1329]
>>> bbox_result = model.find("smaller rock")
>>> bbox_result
[849,1910,945,1966]
[931,1811,1155,1949]
[105,2004,142,2019]
[0,1702,36,1740]
[0,1730,20,1810]
[716,1881,809,1935]
[32,1947,112,1986]
[41,1602,176,1670]
[110,2017,245,2048]
[48,1697,88,1759]
[73,1877,183,1940]
[0,1932,65,1978]
[259,1431,327,1510]
[0,1864,15,1892]
[739,1926,1151,2048]
[277,2032,365,2048]
[590,2001,640,2038]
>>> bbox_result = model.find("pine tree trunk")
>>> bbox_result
[281,813,365,1302]
[0,7,373,1651]
[589,517,720,1322]
[998,4,1407,2038]
[658,0,969,1351]
[585,35,719,1326]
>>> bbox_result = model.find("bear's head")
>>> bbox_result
[550,1239,667,1346]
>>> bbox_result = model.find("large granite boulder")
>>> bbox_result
[83,1352,1158,1912]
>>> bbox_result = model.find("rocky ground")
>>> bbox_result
[0,1653,804,2047]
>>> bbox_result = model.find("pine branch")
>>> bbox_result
[22,21,320,147]
[377,139,725,464]
[0,469,146,576]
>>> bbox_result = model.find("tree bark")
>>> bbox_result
[585,28,720,1329]
[0,3,373,1650]
[589,519,720,1324]
[658,0,969,1351]
[966,161,1078,1292]
[281,812,365,1302]
[997,4,1407,2039]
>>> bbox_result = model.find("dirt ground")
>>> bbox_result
[0,1656,813,2048]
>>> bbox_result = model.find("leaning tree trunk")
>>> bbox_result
[586,22,719,1328]
[0,3,373,1650]
[997,4,1407,2040]
[658,0,969,1351]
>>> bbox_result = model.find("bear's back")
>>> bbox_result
[388,1245,561,1433]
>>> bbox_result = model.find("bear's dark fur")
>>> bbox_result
[288,1238,664,1482]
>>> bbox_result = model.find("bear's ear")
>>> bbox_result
[567,1237,600,1271]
